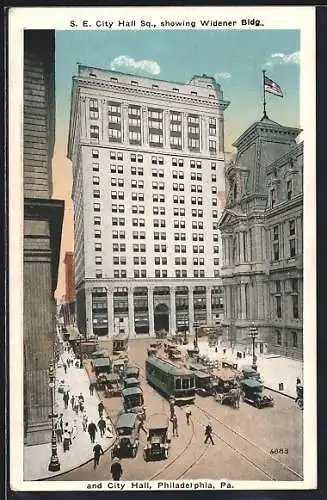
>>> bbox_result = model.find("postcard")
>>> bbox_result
[8,5,316,491]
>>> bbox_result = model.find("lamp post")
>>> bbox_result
[193,321,199,350]
[48,361,60,472]
[248,322,258,371]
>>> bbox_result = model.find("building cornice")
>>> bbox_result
[76,277,223,292]
[266,141,304,174]
[74,76,230,111]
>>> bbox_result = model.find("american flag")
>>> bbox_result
[264,75,283,97]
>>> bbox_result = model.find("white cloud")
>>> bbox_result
[110,55,160,75]
[214,71,232,80]
[265,51,300,68]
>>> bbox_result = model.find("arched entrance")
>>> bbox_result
[154,303,169,333]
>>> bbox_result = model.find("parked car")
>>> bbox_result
[143,414,170,461]
[241,378,274,409]
[112,412,140,458]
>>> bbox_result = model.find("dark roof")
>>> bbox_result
[146,356,193,376]
[242,378,263,388]
[194,370,211,379]
[122,387,143,397]
[124,377,139,385]
[106,373,120,382]
[92,358,111,368]
[116,412,138,428]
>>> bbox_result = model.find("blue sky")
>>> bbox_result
[53,29,300,297]
[55,29,300,150]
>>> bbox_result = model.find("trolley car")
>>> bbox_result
[145,356,195,405]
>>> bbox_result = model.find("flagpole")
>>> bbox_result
[262,69,267,118]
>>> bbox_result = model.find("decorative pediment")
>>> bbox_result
[218,208,247,229]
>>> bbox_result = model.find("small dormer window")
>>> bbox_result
[173,88,179,92]
[209,94,215,98]
[190,91,197,96]
[152,84,159,89]
[89,72,97,78]
[207,84,212,88]
[110,77,118,82]
[131,81,138,86]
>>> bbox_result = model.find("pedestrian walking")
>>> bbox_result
[89,382,94,396]
[88,421,97,443]
[78,393,85,412]
[98,401,105,418]
[204,423,214,445]
[110,457,123,481]
[71,419,78,440]
[63,362,67,374]
[63,429,72,452]
[186,410,192,425]
[93,442,104,469]
[63,391,69,409]
[70,394,75,410]
[137,414,147,434]
[58,413,64,432]
[55,419,63,443]
[82,411,88,432]
[171,414,178,437]
[105,417,113,438]
[73,398,79,415]
[98,417,106,437]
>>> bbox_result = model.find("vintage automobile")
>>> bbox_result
[187,347,200,358]
[215,368,238,394]
[91,350,109,360]
[241,365,262,381]
[112,412,140,458]
[124,365,140,380]
[122,386,144,412]
[124,377,140,389]
[112,357,128,377]
[241,378,274,409]
[112,335,128,355]
[169,348,183,361]
[105,372,122,397]
[194,370,218,397]
[143,414,170,461]
[215,385,241,408]
[92,356,112,376]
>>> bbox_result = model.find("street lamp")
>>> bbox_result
[248,322,258,371]
[48,361,60,472]
[193,321,199,349]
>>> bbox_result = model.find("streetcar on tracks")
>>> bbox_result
[145,356,196,405]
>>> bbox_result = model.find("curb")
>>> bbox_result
[38,364,118,481]
[264,385,296,400]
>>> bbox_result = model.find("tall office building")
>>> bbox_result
[68,66,229,338]
[64,251,75,302]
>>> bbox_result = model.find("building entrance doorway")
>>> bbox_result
[154,303,169,333]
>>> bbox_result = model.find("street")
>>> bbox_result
[49,338,303,482]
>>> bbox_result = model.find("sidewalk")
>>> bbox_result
[24,350,116,481]
[185,339,303,399]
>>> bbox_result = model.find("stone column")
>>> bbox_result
[239,232,245,263]
[122,103,129,144]
[257,281,265,320]
[128,287,135,338]
[224,285,228,319]
[183,113,188,152]
[164,110,169,148]
[107,288,114,338]
[240,282,247,320]
[85,289,93,338]
[188,286,194,333]
[206,286,212,325]
[218,116,224,153]
[170,287,176,333]
[142,106,148,146]
[148,286,155,337]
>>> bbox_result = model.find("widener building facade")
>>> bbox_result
[218,115,303,360]
[68,66,229,338]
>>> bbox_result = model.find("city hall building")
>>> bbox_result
[68,66,229,338]
[218,115,303,360]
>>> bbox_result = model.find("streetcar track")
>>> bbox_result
[135,360,303,482]
[192,404,303,481]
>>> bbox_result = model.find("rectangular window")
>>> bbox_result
[292,332,298,348]
[92,149,99,159]
[90,125,99,139]
[93,203,100,212]
[276,296,282,318]
[287,180,293,200]
[93,189,100,198]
